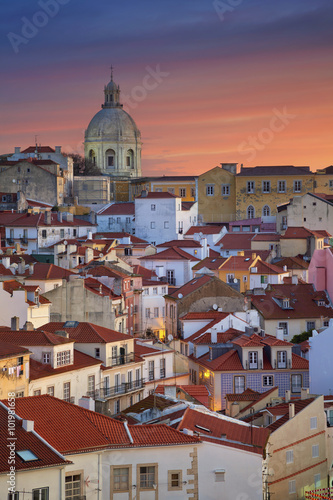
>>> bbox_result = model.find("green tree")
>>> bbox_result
[291,330,313,344]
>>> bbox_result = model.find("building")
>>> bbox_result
[141,278,168,338]
[279,227,327,259]
[134,191,198,245]
[130,175,197,201]
[235,165,315,220]
[97,202,135,233]
[84,70,142,178]
[308,247,333,303]
[0,342,31,398]
[309,322,333,395]
[197,163,237,223]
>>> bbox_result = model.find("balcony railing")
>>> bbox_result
[63,396,75,404]
[88,378,145,400]
[107,352,135,367]
[167,278,176,286]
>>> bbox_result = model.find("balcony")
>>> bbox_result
[88,378,145,400]
[167,277,176,286]
[107,352,135,367]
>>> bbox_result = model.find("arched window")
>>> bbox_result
[105,149,116,168]
[89,149,96,165]
[262,205,270,217]
[126,149,134,168]
[247,205,255,219]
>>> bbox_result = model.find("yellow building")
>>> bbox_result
[218,254,260,293]
[130,176,197,201]
[198,163,237,223]
[235,165,315,220]
[0,342,31,398]
[314,165,333,194]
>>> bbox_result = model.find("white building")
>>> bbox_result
[135,191,198,245]
[141,278,168,338]
[97,202,135,233]
[309,321,333,395]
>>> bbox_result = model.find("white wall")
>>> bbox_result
[309,324,333,395]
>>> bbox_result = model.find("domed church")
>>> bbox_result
[84,69,142,177]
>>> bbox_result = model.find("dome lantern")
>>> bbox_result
[103,65,122,109]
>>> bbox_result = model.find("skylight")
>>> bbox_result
[16,450,39,461]
[194,424,211,433]
[63,321,79,328]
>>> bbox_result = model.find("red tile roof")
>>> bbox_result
[168,275,214,298]
[251,233,280,242]
[98,202,134,215]
[217,233,254,249]
[132,265,158,278]
[265,398,315,432]
[225,388,260,402]
[237,165,311,176]
[19,263,76,280]
[185,225,224,236]
[154,385,210,407]
[274,256,309,270]
[186,327,242,345]
[136,192,178,199]
[6,213,96,228]
[156,240,202,248]
[38,322,131,344]
[177,407,269,455]
[192,257,227,271]
[84,264,128,279]
[21,146,55,153]
[0,330,74,346]
[134,341,167,357]
[83,277,122,299]
[0,405,69,473]
[281,227,317,239]
[29,350,101,380]
[94,232,148,243]
[0,342,31,359]
[219,255,256,271]
[0,263,14,276]
[181,311,229,321]
[140,247,199,262]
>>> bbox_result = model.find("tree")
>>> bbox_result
[291,330,313,344]
[64,153,101,176]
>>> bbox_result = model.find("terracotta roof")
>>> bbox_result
[168,275,214,298]
[0,405,68,473]
[236,387,279,414]
[0,330,74,346]
[94,232,148,243]
[177,407,269,455]
[265,398,315,432]
[225,388,261,402]
[181,311,231,321]
[196,349,244,371]
[97,202,134,216]
[0,263,14,276]
[19,263,76,280]
[29,350,101,379]
[154,385,210,407]
[6,213,96,228]
[252,233,280,242]
[237,165,311,176]
[281,227,317,239]
[156,240,202,248]
[134,342,168,357]
[136,192,178,199]
[252,260,287,275]
[84,277,122,299]
[217,233,254,249]
[0,342,30,359]
[250,283,333,320]
[38,322,130,344]
[140,247,199,262]
[84,264,128,279]
[219,255,256,271]
[122,394,178,415]
[185,225,224,236]
[186,327,242,345]
[274,256,309,270]
[132,265,158,279]
[192,257,227,271]
[232,334,263,348]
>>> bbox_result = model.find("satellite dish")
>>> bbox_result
[99,253,103,258]
[168,334,173,342]
[233,278,238,283]
[12,179,16,184]
[213,304,218,310]
[178,293,183,299]
[63,240,68,245]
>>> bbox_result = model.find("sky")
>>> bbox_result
[1,0,332,176]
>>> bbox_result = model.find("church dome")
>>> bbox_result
[85,107,141,141]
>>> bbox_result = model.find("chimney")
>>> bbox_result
[301,388,309,400]
[22,420,34,432]
[289,403,295,419]
[18,258,25,275]
[23,321,34,331]
[292,275,298,285]
[45,211,52,225]
[29,263,35,275]
[183,428,194,436]
[221,163,237,175]
[230,402,240,418]
[283,265,287,272]
[285,390,291,403]
[14,147,21,154]
[164,386,177,399]
[89,212,96,224]
[55,146,61,154]
[2,256,10,268]
[276,327,284,340]
[211,327,218,343]
[141,190,148,197]
[252,253,257,260]
[57,211,63,223]
[78,396,95,412]
[88,231,93,240]
[11,316,19,331]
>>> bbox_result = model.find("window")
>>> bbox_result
[291,374,302,393]
[289,479,296,494]
[310,416,317,430]
[312,444,319,458]
[307,321,315,332]
[153,287,158,295]
[160,358,166,378]
[222,184,230,196]
[116,217,121,224]
[65,474,81,499]
[277,351,287,368]
[42,352,50,364]
[249,351,258,369]
[60,229,65,238]
[164,221,169,229]
[314,473,321,489]
[145,308,150,318]
[262,205,270,217]
[263,375,273,387]
[139,465,156,489]
[168,470,182,491]
[243,275,247,282]
[124,247,132,256]
[57,350,71,366]
[206,184,214,196]
[162,286,166,294]
[261,275,268,284]
[148,360,155,381]
[286,450,294,464]
[73,229,77,237]
[150,221,155,229]
[33,390,41,396]
[167,270,175,286]
[95,348,100,358]
[294,180,302,192]
[247,205,255,219]
[278,180,286,192]
[113,466,130,491]
[179,188,186,197]
[234,376,245,394]
[330,180,333,188]
[32,488,49,500]
[47,386,54,397]
[114,398,120,414]
[8,493,19,500]
[247,181,255,193]
[42,230,47,239]
[109,217,114,227]
[151,204,156,211]
[279,322,288,336]
[168,187,175,194]
[63,382,70,402]
[262,181,271,193]
[143,288,149,295]
[154,307,159,318]
[88,375,95,395]
[214,470,225,482]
